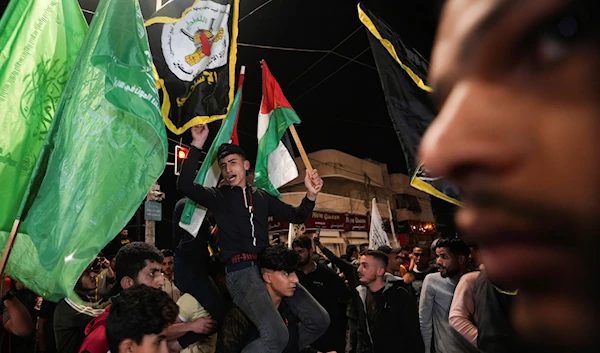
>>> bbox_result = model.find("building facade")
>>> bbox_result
[268,149,437,255]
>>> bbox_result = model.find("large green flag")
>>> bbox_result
[0,0,87,257]
[3,0,167,301]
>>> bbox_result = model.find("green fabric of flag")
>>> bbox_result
[180,87,242,227]
[0,0,87,266]
[3,0,167,301]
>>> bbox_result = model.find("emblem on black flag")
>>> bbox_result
[146,0,239,134]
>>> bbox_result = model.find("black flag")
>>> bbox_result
[145,0,239,134]
[359,2,461,205]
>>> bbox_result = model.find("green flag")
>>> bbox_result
[0,0,87,258]
[3,0,167,301]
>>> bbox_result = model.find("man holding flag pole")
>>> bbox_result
[178,62,329,353]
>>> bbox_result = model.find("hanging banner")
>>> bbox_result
[358,2,462,206]
[145,0,240,134]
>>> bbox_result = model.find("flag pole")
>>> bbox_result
[288,125,312,171]
[288,223,294,249]
[289,125,313,170]
[231,65,245,145]
[288,125,321,191]
[0,219,22,275]
[238,65,246,87]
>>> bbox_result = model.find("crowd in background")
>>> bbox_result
[1,222,524,353]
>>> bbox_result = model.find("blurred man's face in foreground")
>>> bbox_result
[420,0,599,351]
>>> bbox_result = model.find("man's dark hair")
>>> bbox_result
[412,246,430,255]
[258,246,301,273]
[291,235,312,250]
[115,242,164,283]
[359,243,369,251]
[108,254,117,261]
[161,249,174,258]
[377,245,394,254]
[217,143,247,161]
[362,250,389,269]
[401,245,413,253]
[436,237,471,258]
[106,285,178,353]
[345,245,358,256]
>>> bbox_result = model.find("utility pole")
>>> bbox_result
[145,183,165,246]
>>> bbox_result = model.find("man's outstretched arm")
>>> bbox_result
[177,124,218,209]
[268,169,323,223]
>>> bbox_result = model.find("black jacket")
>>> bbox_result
[318,245,361,321]
[172,197,212,273]
[178,146,315,262]
[356,274,424,353]
[296,262,351,353]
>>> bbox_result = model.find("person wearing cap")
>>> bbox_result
[178,124,329,353]
[378,246,408,277]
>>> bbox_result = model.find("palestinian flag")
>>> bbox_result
[145,0,240,135]
[358,2,461,206]
[254,61,300,198]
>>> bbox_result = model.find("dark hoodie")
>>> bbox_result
[356,274,424,353]
[78,305,110,353]
[178,146,315,262]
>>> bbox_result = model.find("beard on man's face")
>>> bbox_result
[299,255,311,267]
[438,264,460,279]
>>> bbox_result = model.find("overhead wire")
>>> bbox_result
[239,0,273,23]
[285,26,365,89]
[292,47,372,103]
[238,43,376,70]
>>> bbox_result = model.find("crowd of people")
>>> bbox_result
[2,0,600,352]
[0,228,514,353]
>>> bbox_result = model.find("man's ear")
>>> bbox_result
[244,159,250,171]
[262,270,272,284]
[119,338,136,353]
[377,267,386,277]
[120,276,134,290]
